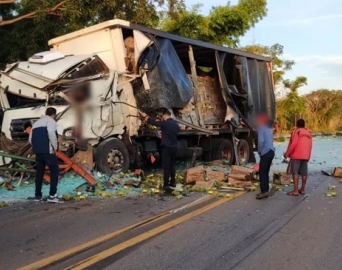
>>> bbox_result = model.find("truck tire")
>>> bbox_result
[95,138,130,173]
[212,139,234,165]
[237,139,250,165]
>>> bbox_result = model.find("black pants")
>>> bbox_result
[162,146,177,188]
[35,154,59,197]
[259,150,275,193]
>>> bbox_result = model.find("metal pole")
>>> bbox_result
[0,152,34,162]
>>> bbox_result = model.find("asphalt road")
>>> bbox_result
[1,172,342,270]
[99,173,342,270]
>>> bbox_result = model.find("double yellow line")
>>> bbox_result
[18,192,244,270]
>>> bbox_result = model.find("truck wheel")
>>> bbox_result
[95,138,130,173]
[212,139,234,165]
[237,139,250,165]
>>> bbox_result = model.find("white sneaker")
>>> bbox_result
[47,195,64,203]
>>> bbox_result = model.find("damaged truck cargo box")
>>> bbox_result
[134,38,193,111]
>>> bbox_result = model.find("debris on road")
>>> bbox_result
[0,201,7,208]
[332,167,342,177]
[321,167,342,178]
[273,171,292,185]
[328,185,336,191]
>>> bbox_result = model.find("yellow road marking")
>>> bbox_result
[17,195,212,270]
[17,213,168,270]
[65,192,245,270]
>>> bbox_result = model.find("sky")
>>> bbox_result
[185,0,342,94]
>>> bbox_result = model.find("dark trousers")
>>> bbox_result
[162,146,177,188]
[35,154,59,197]
[259,150,275,193]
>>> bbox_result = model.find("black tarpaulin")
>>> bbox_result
[134,38,193,111]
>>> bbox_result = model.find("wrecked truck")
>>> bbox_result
[0,19,275,173]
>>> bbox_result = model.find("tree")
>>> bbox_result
[241,43,295,85]
[161,0,267,47]
[164,0,185,20]
[283,76,307,92]
[276,76,308,130]
[0,0,163,68]
[305,89,342,131]
[0,0,15,3]
[0,0,162,27]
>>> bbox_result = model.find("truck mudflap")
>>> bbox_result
[134,38,193,111]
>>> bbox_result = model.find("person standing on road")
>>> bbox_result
[284,119,313,196]
[140,109,179,192]
[29,107,63,203]
[256,114,275,200]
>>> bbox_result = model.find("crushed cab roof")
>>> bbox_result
[12,54,94,82]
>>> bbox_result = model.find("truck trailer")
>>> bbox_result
[0,19,275,173]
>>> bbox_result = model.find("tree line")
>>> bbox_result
[1,0,339,132]
[277,89,342,132]
[0,0,267,68]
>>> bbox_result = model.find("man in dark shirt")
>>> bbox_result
[140,109,179,191]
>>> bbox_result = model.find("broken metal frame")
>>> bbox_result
[188,45,205,128]
[0,151,97,186]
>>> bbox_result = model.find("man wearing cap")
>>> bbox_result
[256,114,275,199]
[140,109,180,192]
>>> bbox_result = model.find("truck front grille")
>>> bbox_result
[10,118,39,141]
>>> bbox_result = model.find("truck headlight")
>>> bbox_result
[63,127,75,139]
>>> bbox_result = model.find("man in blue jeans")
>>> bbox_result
[29,107,63,203]
[256,114,275,200]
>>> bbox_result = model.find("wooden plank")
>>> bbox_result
[228,173,247,180]
[71,146,94,170]
[273,172,292,185]
[193,180,215,190]
[186,165,204,183]
[188,45,205,127]
[206,167,225,182]
[231,165,254,175]
[228,178,252,187]
[220,186,245,191]
[332,167,342,177]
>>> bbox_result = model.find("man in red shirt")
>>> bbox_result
[284,119,313,196]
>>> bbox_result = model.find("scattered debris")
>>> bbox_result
[321,170,332,176]
[0,201,7,208]
[205,167,225,182]
[193,180,216,190]
[326,192,337,197]
[273,171,292,185]
[328,185,336,191]
[332,167,342,177]
[186,165,204,184]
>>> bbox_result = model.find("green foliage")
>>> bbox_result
[0,0,268,69]
[305,89,342,131]
[161,0,267,47]
[241,43,295,85]
[283,76,307,92]
[274,135,285,142]
[0,0,163,68]
[275,76,308,130]
[276,88,342,132]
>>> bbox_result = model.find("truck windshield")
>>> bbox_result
[61,55,109,80]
